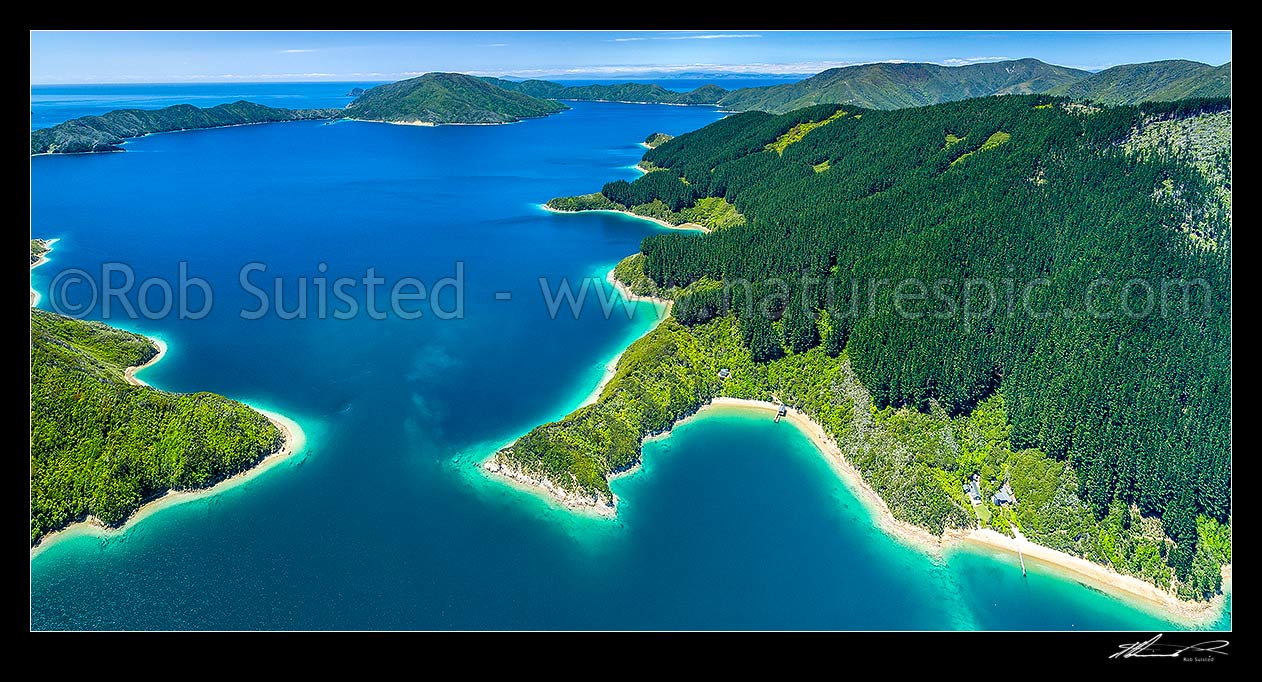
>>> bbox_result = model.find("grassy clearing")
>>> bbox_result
[766,109,848,155]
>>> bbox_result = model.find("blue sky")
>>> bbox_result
[30,30,1231,84]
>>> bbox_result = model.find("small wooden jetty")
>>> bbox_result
[774,404,787,423]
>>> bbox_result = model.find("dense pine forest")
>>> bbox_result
[500,94,1231,598]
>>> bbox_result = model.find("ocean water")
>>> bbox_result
[29,90,1224,630]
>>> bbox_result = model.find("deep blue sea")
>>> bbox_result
[29,84,1228,630]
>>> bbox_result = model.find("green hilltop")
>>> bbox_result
[716,58,1090,112]
[30,308,286,544]
[345,72,568,125]
[1048,60,1232,105]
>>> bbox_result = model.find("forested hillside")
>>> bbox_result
[30,309,284,544]
[346,72,568,124]
[1049,61,1232,105]
[30,101,340,154]
[717,58,1088,112]
[505,94,1231,597]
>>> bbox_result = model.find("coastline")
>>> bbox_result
[604,267,673,309]
[485,389,1229,627]
[540,203,709,234]
[30,238,58,305]
[30,408,305,558]
[480,459,617,519]
[706,397,944,553]
[123,337,168,386]
[32,119,334,156]
[575,270,671,408]
[949,527,1230,628]
[479,261,677,516]
[707,399,1227,626]
[31,335,308,558]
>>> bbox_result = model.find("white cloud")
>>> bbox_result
[665,34,762,40]
[481,43,509,48]
[280,49,318,54]
[939,56,1012,66]
[612,33,762,42]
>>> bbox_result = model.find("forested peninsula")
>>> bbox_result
[30,101,340,154]
[30,242,295,546]
[492,94,1232,606]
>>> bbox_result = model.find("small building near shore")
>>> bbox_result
[992,481,1017,507]
[965,473,983,505]
[718,368,731,379]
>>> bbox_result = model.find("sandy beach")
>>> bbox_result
[29,237,59,306]
[706,398,1229,626]
[952,527,1229,627]
[706,398,944,552]
[540,203,710,234]
[488,388,1230,626]
[32,333,307,558]
[31,408,305,558]
[123,338,168,386]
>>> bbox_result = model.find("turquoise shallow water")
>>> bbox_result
[29,85,1226,630]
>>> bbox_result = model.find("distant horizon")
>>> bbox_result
[29,75,806,87]
[25,57,1235,87]
[30,31,1230,85]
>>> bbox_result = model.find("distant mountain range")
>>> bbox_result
[31,59,1232,155]
[1046,60,1232,104]
[483,58,1229,113]
[717,58,1089,112]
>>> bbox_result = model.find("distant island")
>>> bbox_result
[30,241,299,547]
[347,87,366,97]
[344,72,568,125]
[30,100,341,155]
[490,94,1232,619]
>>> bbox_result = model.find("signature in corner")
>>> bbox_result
[1111,634,1229,660]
